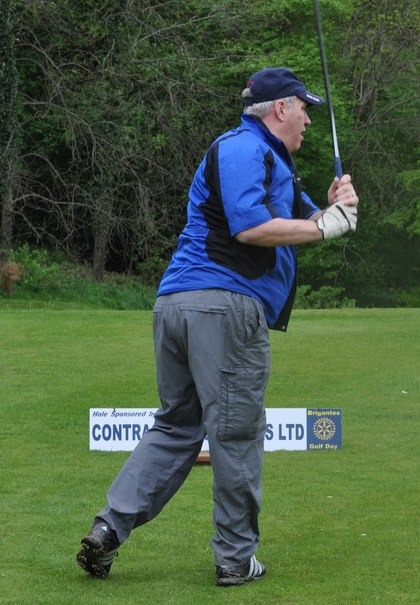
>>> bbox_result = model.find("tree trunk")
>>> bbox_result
[92,193,113,281]
[0,176,15,256]
[92,227,109,281]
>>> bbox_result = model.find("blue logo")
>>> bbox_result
[306,409,342,450]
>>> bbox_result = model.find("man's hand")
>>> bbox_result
[327,174,359,207]
[317,202,357,240]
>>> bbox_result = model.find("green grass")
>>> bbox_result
[1,308,419,605]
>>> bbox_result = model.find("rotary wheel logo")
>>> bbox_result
[313,417,336,441]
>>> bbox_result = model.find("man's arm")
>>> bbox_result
[235,217,322,247]
[236,201,357,246]
[236,174,359,246]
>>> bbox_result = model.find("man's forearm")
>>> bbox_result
[235,217,322,247]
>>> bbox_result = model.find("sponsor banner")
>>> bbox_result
[264,408,307,451]
[90,408,342,452]
[90,408,157,451]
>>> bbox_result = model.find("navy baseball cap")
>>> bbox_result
[243,67,325,106]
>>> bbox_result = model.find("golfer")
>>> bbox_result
[76,67,359,586]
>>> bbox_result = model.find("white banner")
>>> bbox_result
[89,407,341,452]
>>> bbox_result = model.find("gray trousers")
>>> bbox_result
[96,289,270,567]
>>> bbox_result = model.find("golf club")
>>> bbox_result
[313,0,343,178]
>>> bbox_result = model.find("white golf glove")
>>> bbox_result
[317,201,357,240]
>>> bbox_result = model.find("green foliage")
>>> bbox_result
[6,244,156,309]
[395,285,420,308]
[295,284,355,309]
[2,0,419,306]
[335,0,420,304]
[0,0,18,148]
[384,168,420,237]
[8,244,62,292]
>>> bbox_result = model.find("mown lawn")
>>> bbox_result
[1,308,419,605]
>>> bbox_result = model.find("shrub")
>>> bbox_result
[5,244,156,309]
[9,244,63,293]
[295,285,356,309]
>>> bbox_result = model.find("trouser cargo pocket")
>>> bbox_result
[217,367,268,441]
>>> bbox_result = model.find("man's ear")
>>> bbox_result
[274,99,286,122]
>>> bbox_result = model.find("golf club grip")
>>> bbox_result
[334,156,343,179]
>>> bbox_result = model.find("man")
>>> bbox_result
[76,67,358,587]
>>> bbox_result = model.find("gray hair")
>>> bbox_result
[241,89,297,117]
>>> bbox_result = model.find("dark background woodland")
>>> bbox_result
[1,0,419,307]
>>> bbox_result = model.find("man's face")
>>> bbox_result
[282,98,311,153]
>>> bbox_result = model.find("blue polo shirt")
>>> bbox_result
[157,114,320,330]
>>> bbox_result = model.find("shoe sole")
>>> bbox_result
[76,545,110,578]
[217,572,266,587]
[217,577,247,586]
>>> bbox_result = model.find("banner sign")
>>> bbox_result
[89,408,342,452]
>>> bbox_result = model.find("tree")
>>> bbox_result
[337,0,420,304]
[0,0,19,257]
[11,0,246,280]
[4,0,419,305]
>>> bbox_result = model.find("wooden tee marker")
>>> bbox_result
[195,451,211,464]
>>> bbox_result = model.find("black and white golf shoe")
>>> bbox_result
[216,554,266,587]
[76,522,119,578]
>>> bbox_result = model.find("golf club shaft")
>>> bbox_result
[313,0,343,178]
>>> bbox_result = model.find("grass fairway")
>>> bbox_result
[1,307,419,605]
